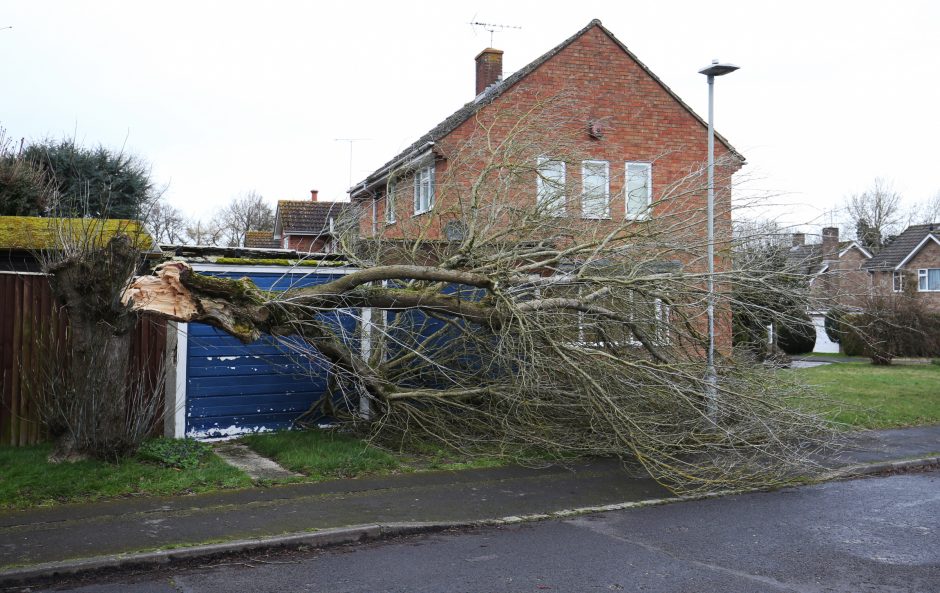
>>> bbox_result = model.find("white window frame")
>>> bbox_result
[918,268,940,292]
[385,181,396,224]
[413,166,435,215]
[581,160,610,219]
[892,270,904,292]
[536,156,566,216]
[625,162,653,220]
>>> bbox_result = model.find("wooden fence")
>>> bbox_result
[0,272,167,446]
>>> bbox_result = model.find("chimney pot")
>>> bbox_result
[310,189,319,202]
[475,48,503,96]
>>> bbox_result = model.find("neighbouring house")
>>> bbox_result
[787,227,872,353]
[256,190,351,253]
[862,222,940,312]
[349,18,744,350]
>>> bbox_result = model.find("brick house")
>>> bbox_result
[349,19,742,239]
[788,227,872,352]
[348,19,744,352]
[244,190,350,253]
[862,223,940,313]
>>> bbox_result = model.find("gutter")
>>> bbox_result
[348,142,435,200]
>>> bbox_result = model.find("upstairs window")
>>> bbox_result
[626,162,652,219]
[581,160,610,219]
[536,157,566,216]
[918,268,940,291]
[892,270,904,292]
[413,166,435,215]
[385,181,397,224]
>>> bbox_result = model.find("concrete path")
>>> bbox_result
[1,425,938,585]
[211,442,300,481]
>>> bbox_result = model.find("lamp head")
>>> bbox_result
[698,59,739,77]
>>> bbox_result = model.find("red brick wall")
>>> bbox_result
[285,234,330,253]
[816,246,872,309]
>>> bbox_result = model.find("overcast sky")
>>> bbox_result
[3,1,938,232]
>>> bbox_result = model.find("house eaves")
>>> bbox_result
[348,18,744,200]
[838,242,872,259]
[894,233,940,270]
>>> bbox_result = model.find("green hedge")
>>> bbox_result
[841,308,940,362]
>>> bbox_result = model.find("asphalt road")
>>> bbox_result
[34,470,940,593]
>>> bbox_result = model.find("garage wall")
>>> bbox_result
[182,266,358,438]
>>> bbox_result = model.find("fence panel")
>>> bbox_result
[0,272,167,446]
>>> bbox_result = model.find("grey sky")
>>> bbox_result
[3,1,938,231]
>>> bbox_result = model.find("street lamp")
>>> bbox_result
[698,59,738,419]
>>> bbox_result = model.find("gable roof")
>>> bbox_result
[862,223,940,270]
[787,240,868,277]
[349,19,744,199]
[274,201,350,236]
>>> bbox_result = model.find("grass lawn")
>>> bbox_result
[239,430,400,479]
[239,429,509,480]
[793,362,940,428]
[0,443,252,510]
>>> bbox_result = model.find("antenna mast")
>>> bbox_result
[335,138,370,188]
[469,21,522,47]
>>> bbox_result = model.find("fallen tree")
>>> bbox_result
[121,93,837,493]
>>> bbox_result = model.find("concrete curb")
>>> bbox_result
[823,455,940,480]
[0,522,458,586]
[2,456,938,587]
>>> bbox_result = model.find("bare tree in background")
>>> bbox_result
[124,94,837,495]
[214,190,275,246]
[843,178,905,253]
[182,217,226,246]
[910,190,940,226]
[145,198,187,244]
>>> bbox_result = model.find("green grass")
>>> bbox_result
[0,443,252,509]
[239,429,517,479]
[239,430,401,479]
[793,362,940,428]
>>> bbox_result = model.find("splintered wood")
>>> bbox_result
[123,262,198,321]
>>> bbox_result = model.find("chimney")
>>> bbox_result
[821,227,839,260]
[792,233,805,247]
[475,48,503,95]
[310,189,319,202]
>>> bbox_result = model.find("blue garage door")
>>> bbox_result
[185,269,357,438]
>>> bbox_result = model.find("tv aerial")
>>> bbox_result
[469,20,522,47]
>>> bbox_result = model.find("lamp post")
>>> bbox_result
[698,59,738,418]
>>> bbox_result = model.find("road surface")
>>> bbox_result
[34,470,940,593]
